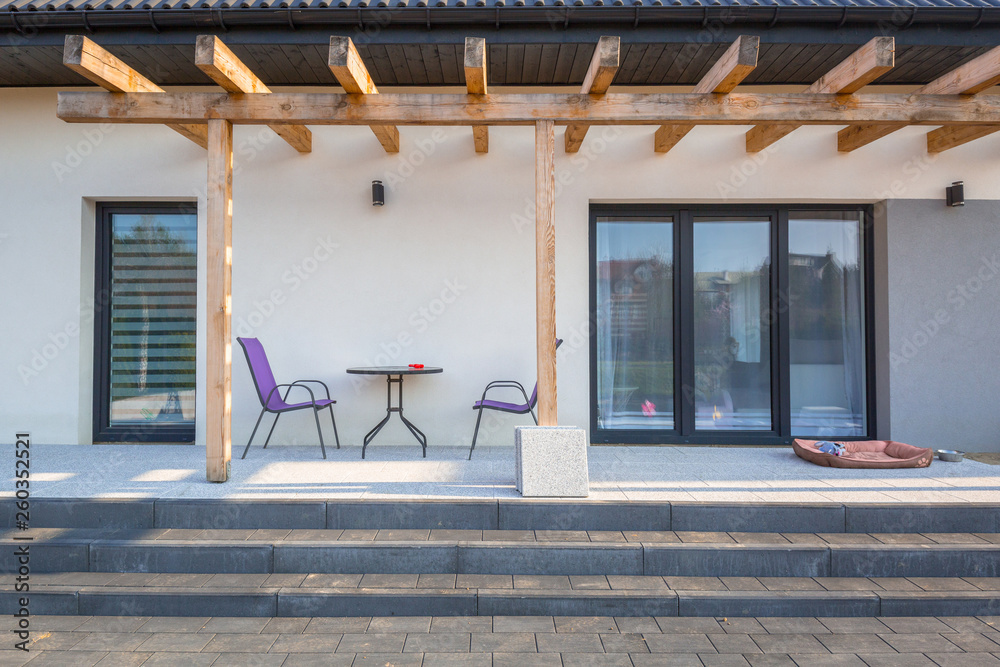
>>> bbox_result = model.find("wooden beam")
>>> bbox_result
[564,36,620,154]
[927,125,1000,153]
[328,36,399,153]
[535,119,557,426]
[195,36,311,153]
[206,118,233,483]
[746,36,894,152]
[57,91,1000,127]
[655,35,758,153]
[465,37,489,153]
[63,35,207,149]
[841,45,1000,152]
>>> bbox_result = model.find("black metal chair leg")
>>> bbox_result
[329,405,340,449]
[469,408,484,460]
[262,412,281,449]
[530,408,538,425]
[313,408,327,459]
[243,407,268,459]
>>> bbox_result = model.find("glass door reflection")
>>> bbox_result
[692,217,772,431]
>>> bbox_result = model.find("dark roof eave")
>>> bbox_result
[3,6,1000,36]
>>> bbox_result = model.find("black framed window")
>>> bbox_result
[590,204,875,445]
[93,203,197,443]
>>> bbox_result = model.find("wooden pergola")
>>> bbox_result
[57,32,1000,482]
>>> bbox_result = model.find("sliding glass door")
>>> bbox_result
[590,205,874,445]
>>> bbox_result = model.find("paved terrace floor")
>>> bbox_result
[2,444,998,502]
[2,614,999,666]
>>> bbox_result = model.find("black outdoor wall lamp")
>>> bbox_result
[946,181,965,207]
[372,180,385,207]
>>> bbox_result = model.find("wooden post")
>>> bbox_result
[535,119,557,426]
[206,118,233,482]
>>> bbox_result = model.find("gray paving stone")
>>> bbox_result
[303,617,371,633]
[420,653,492,666]
[671,503,844,534]
[429,530,484,541]
[211,653,287,666]
[941,632,1000,651]
[570,576,611,590]
[644,633,716,653]
[614,617,661,634]
[274,543,457,574]
[78,587,277,617]
[201,633,279,653]
[0,589,78,615]
[923,654,1000,666]
[401,632,471,652]
[27,631,87,651]
[24,616,92,632]
[665,576,729,591]
[93,652,153,666]
[750,633,830,654]
[277,655,354,667]
[721,577,769,592]
[879,591,1000,616]
[135,616,210,632]
[203,573,270,588]
[458,542,643,575]
[247,529,292,541]
[75,617,151,633]
[430,617,493,633]
[352,654,422,666]
[136,632,213,652]
[645,545,829,577]
[535,530,591,542]
[144,653,220,666]
[554,617,618,633]
[66,632,151,652]
[758,618,830,634]
[492,616,555,633]
[197,529,256,541]
[4,499,154,530]
[327,500,498,530]
[675,532,736,543]
[375,529,431,542]
[815,633,895,653]
[154,499,326,529]
[600,632,652,653]
[630,654,704,666]
[482,531,536,542]
[854,655,936,666]
[284,529,343,542]
[300,573,364,588]
[369,617,433,633]
[699,656,753,667]
[607,575,669,590]
[709,633,762,654]
[788,655,866,666]
[0,542,89,574]
[268,633,343,652]
[939,616,999,633]
[471,631,536,652]
[655,618,725,634]
[833,545,1000,578]
[876,633,963,653]
[759,578,825,591]
[22,652,109,667]
[514,575,573,590]
[262,618,310,634]
[492,654,562,667]
[144,573,213,587]
[456,574,513,589]
[278,589,477,617]
[480,589,678,617]
[817,617,892,634]
[336,632,406,653]
[717,618,767,634]
[359,573,420,588]
[561,653,633,667]
[201,617,271,633]
[418,574,458,589]
[535,632,604,652]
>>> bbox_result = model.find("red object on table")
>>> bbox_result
[409,364,424,369]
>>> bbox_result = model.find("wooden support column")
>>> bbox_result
[196,36,311,153]
[655,35,758,153]
[535,119,557,426]
[328,36,400,153]
[747,36,894,152]
[465,37,489,153]
[841,45,1000,152]
[63,35,207,149]
[564,37,619,154]
[206,118,233,483]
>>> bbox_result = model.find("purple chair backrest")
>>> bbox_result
[237,337,279,409]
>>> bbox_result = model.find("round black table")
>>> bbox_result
[346,366,443,459]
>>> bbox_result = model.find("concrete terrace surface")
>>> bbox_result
[2,614,1000,667]
[2,444,998,502]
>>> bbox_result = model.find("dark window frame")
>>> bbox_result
[589,203,877,446]
[93,202,198,444]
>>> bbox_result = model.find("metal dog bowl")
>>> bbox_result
[936,449,965,462]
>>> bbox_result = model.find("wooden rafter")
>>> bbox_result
[655,35,758,154]
[564,36,620,154]
[464,37,489,154]
[195,35,311,153]
[328,36,399,153]
[746,36,894,153]
[63,35,207,149]
[57,91,1000,127]
[927,124,1000,153]
[841,45,1000,153]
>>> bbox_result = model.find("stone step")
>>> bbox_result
[5,498,1000,533]
[4,533,999,578]
[4,575,1000,617]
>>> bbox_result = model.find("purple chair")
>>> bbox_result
[237,337,340,459]
[468,339,562,460]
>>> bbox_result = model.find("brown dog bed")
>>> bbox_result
[793,439,933,469]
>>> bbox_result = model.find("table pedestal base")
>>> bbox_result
[362,374,427,459]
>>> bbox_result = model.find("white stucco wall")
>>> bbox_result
[2,86,1000,452]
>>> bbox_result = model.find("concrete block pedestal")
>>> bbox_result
[515,426,590,498]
